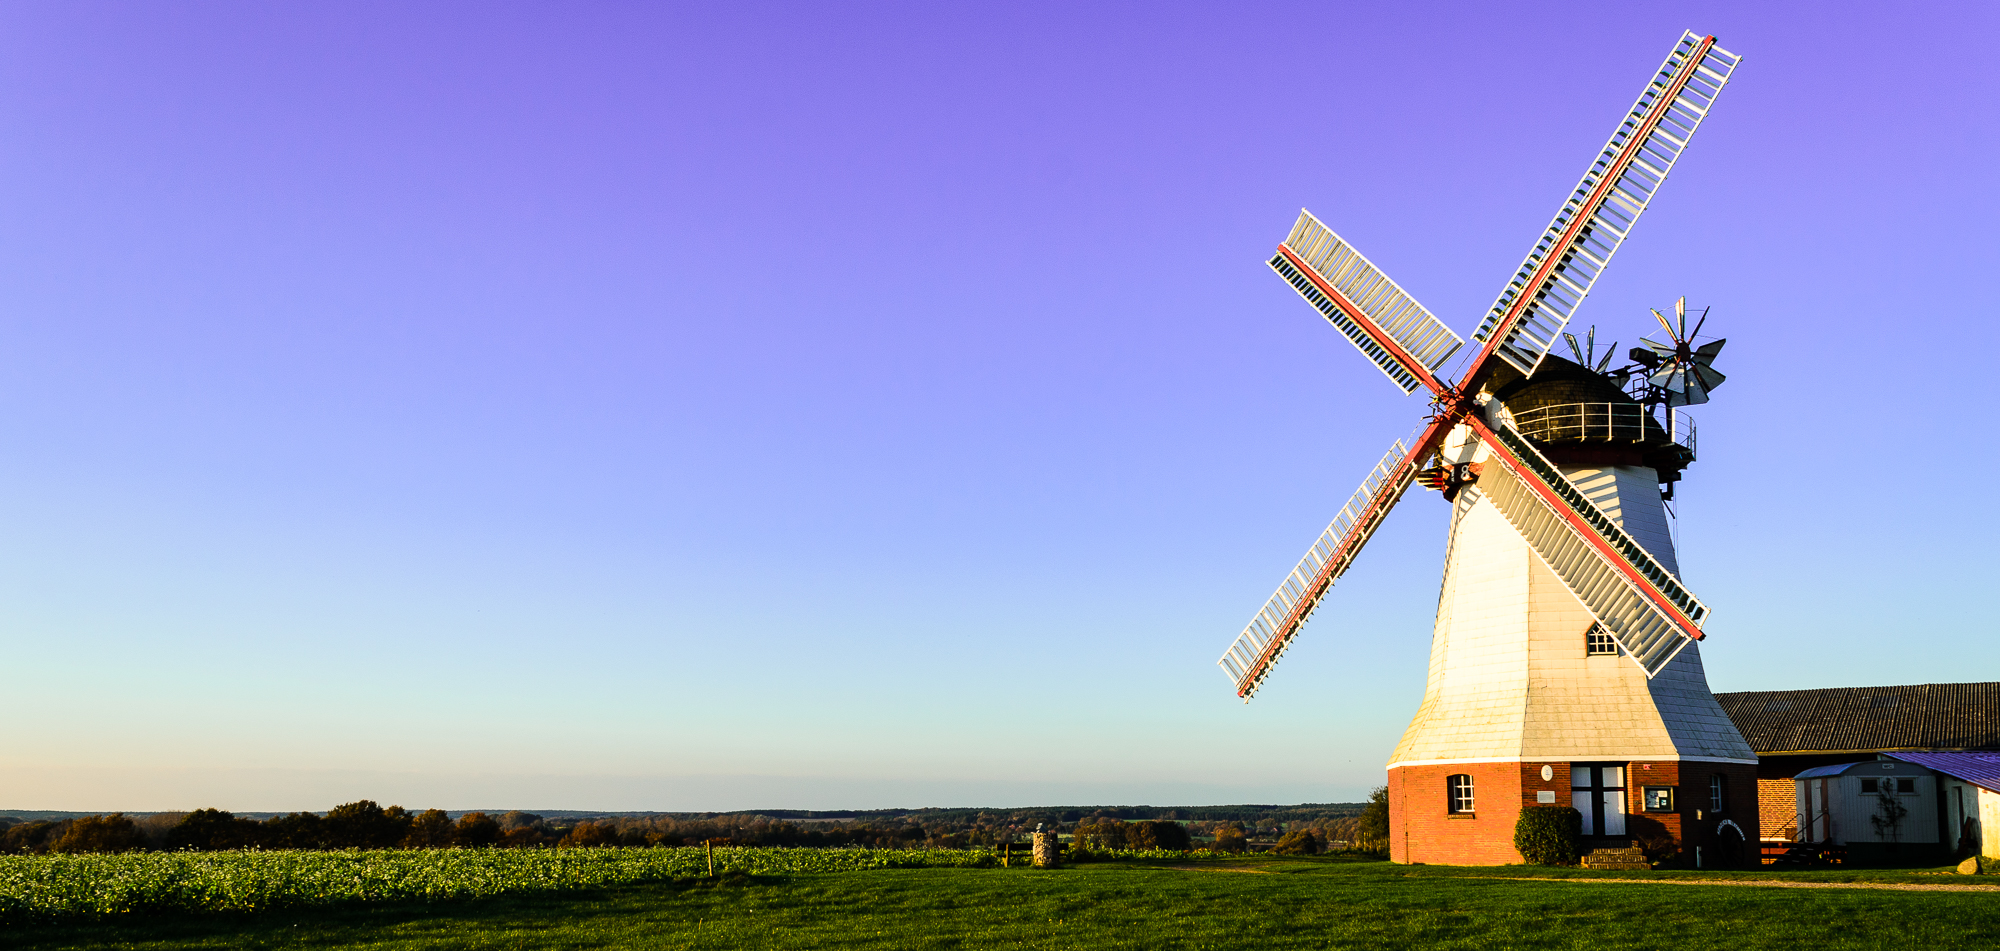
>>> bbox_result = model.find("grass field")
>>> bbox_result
[13,855,1998,950]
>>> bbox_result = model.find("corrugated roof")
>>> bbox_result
[1714,682,2000,754]
[1885,751,2000,794]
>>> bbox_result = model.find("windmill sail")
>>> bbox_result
[1471,32,1741,377]
[1467,416,1708,676]
[1272,211,1463,395]
[1641,333,1727,406]
[1218,438,1418,698]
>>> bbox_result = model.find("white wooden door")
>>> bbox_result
[1810,779,1828,841]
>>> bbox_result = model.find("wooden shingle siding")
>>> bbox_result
[1715,683,2000,754]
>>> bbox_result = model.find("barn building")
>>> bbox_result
[1715,682,2000,861]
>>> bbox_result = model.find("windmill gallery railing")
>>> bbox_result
[1507,403,1696,461]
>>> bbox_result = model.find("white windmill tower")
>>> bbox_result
[1215,33,1759,867]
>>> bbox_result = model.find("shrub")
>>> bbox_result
[1512,806,1581,866]
[1634,831,1677,866]
[1869,789,1910,848]
[401,810,455,848]
[558,821,622,849]
[1,821,62,855]
[263,811,328,849]
[1072,819,1128,849]
[453,812,501,847]
[500,826,553,848]
[1358,786,1389,840]
[167,810,261,851]
[51,815,141,854]
[324,801,411,849]
[132,812,187,850]
[1212,825,1247,853]
[1127,821,1191,851]
[1271,830,1321,855]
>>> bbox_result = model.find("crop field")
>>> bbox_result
[9,851,1998,950]
[0,846,1209,924]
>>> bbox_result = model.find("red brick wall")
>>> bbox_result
[1755,778,1795,841]
[1622,761,1685,859]
[1389,762,1526,865]
[1750,754,1872,841]
[1390,760,1761,867]
[1693,761,1762,867]
[1624,761,1762,868]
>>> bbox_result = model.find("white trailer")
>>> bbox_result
[1794,759,1939,847]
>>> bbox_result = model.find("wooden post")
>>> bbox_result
[706,839,715,877]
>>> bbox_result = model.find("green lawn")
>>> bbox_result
[17,856,1998,950]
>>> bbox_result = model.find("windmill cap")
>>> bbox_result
[1491,354,1692,478]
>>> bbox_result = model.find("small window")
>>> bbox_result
[1895,778,1915,794]
[1643,786,1674,812]
[1447,774,1475,814]
[1861,778,1879,794]
[1585,623,1617,655]
[1709,774,1727,813]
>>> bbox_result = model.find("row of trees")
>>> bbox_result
[0,793,1393,856]
[1071,818,1193,851]
[1177,787,1391,855]
[736,804,1368,826]
[0,803,506,854]
[0,803,946,855]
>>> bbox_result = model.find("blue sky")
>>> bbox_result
[1,1,1993,812]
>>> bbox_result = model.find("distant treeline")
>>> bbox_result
[0,803,945,854]
[0,799,1381,855]
[1178,788,1390,855]
[710,804,1370,825]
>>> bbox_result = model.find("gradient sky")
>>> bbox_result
[1,2,1994,813]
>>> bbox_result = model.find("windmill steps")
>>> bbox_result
[1580,846,1653,870]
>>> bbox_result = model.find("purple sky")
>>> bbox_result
[1,2,1993,812]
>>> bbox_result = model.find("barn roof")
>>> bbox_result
[1714,682,2000,754]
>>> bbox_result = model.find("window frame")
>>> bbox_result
[1446,774,1475,814]
[1709,774,1726,814]
[1584,623,1617,656]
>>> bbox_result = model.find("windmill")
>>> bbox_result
[1215,32,1758,866]
[1636,297,1726,406]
